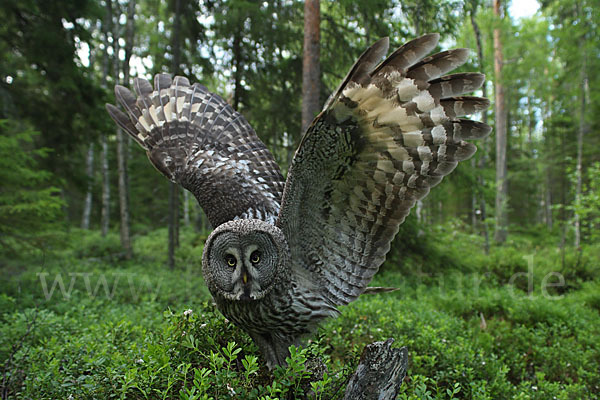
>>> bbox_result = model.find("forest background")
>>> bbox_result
[1,0,599,398]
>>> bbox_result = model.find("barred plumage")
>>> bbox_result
[106,75,284,227]
[106,33,490,369]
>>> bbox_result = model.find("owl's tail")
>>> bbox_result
[362,286,399,295]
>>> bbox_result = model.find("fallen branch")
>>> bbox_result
[343,339,408,400]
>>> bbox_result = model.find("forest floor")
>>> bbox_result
[1,224,599,399]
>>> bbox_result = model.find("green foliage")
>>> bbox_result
[1,0,600,398]
[0,273,334,399]
[137,0,213,78]
[2,0,598,243]
[206,0,304,170]
[70,229,122,258]
[0,121,65,255]
[1,227,599,399]
[0,0,105,178]
[573,162,600,243]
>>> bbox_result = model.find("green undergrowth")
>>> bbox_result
[1,224,599,399]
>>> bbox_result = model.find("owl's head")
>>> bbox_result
[202,219,290,301]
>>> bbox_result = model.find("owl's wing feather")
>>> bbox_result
[106,74,285,227]
[278,34,491,306]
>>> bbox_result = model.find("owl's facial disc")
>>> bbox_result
[203,222,285,302]
[220,245,261,301]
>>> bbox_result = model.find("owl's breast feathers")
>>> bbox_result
[214,275,338,338]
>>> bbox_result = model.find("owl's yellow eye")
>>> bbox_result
[250,251,260,264]
[225,254,237,267]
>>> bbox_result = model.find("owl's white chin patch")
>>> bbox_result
[227,290,259,302]
[236,293,257,301]
[226,282,257,302]
[221,290,245,301]
[231,283,268,302]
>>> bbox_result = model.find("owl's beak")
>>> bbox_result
[239,268,252,301]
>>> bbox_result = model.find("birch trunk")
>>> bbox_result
[232,29,242,111]
[184,190,191,226]
[470,8,490,253]
[493,0,508,244]
[168,0,182,269]
[100,0,113,237]
[574,63,588,248]
[81,143,94,229]
[544,96,554,231]
[101,136,110,236]
[115,0,135,259]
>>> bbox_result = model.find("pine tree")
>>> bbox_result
[0,121,65,254]
[301,0,321,134]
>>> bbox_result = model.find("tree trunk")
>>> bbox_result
[343,339,408,400]
[493,0,508,244]
[414,0,431,229]
[101,137,110,236]
[114,0,135,259]
[545,174,553,230]
[168,0,182,270]
[574,46,588,248]
[81,143,94,229]
[168,185,179,269]
[414,2,421,36]
[470,8,490,254]
[301,0,320,134]
[559,119,567,263]
[471,158,477,227]
[543,83,554,231]
[100,0,113,237]
[108,0,119,82]
[175,188,180,247]
[232,29,242,111]
[183,190,191,226]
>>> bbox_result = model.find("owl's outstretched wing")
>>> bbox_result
[278,34,491,306]
[106,74,285,227]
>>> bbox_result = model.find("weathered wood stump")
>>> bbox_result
[343,339,408,400]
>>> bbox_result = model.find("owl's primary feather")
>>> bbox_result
[106,75,285,227]
[106,34,490,369]
[278,33,490,306]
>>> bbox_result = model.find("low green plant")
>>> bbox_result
[1,225,599,399]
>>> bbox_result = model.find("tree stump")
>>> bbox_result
[343,339,408,400]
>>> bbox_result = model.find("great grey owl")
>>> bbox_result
[106,34,490,368]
